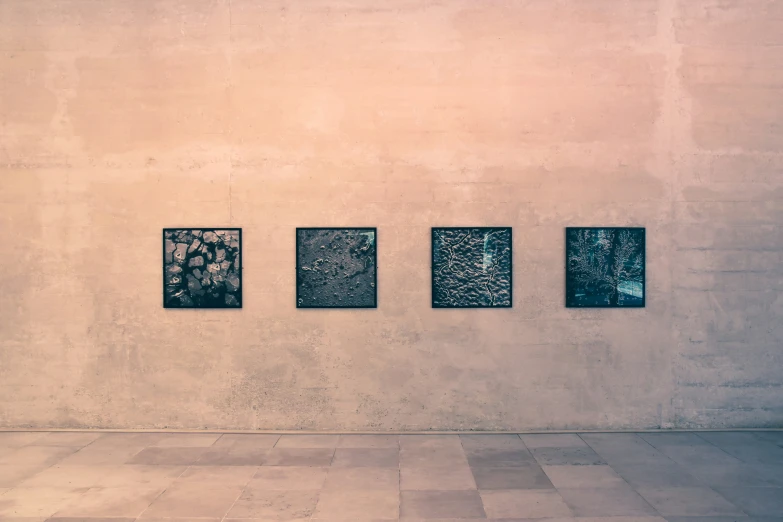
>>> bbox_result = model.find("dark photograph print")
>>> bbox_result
[566,227,645,308]
[296,228,377,308]
[432,227,512,308]
[163,228,242,308]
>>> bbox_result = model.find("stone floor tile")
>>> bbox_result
[465,448,536,468]
[275,435,341,448]
[311,519,395,522]
[472,465,554,490]
[0,433,47,447]
[640,433,712,449]
[0,446,16,459]
[56,444,147,466]
[653,445,742,468]
[51,486,165,517]
[398,519,488,522]
[140,483,244,518]
[401,490,485,519]
[213,433,281,449]
[226,489,320,518]
[88,433,164,447]
[323,467,399,491]
[636,487,745,516]
[193,446,269,466]
[611,461,705,488]
[401,466,476,490]
[697,431,764,447]
[399,435,462,449]
[713,486,783,517]
[687,461,783,488]
[521,434,588,449]
[332,448,399,468]
[19,466,114,488]
[558,486,659,516]
[226,519,307,522]
[0,465,49,488]
[126,447,205,466]
[151,434,221,447]
[313,489,399,519]
[479,489,572,518]
[249,466,329,490]
[598,450,675,468]
[754,432,783,448]
[0,488,90,517]
[400,445,469,468]
[28,433,102,448]
[263,448,335,467]
[338,435,400,448]
[556,518,666,522]
[530,447,607,466]
[0,432,776,519]
[176,465,258,485]
[136,519,217,522]
[47,517,138,522]
[581,434,670,465]
[0,446,79,467]
[95,465,186,488]
[705,440,783,466]
[665,516,783,522]
[754,463,783,486]
[580,433,650,446]
[460,434,528,450]
[542,464,627,488]
[579,433,649,442]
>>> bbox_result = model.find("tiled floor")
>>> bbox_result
[0,431,782,521]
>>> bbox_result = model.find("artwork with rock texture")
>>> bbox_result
[163,228,242,308]
[296,228,377,308]
[566,227,645,308]
[432,227,513,308]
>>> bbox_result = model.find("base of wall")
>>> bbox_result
[1,428,781,434]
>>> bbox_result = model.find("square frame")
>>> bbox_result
[163,227,243,309]
[295,227,378,309]
[565,226,646,308]
[431,226,513,309]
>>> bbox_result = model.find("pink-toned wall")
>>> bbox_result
[1,0,781,430]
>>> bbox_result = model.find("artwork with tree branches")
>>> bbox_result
[566,227,645,307]
[432,227,512,308]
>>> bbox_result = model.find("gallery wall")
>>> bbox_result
[0,0,781,430]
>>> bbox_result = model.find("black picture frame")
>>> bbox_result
[431,227,513,309]
[296,227,378,309]
[163,227,243,309]
[565,227,646,308]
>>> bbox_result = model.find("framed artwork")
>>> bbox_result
[296,227,377,308]
[431,227,512,308]
[565,227,645,308]
[163,228,242,308]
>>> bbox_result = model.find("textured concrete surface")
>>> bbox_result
[432,228,512,308]
[296,228,377,308]
[0,0,781,430]
[0,431,782,519]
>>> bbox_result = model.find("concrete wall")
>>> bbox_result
[0,0,781,431]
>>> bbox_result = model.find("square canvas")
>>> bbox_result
[431,227,512,308]
[565,227,645,308]
[163,228,242,308]
[296,228,377,308]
